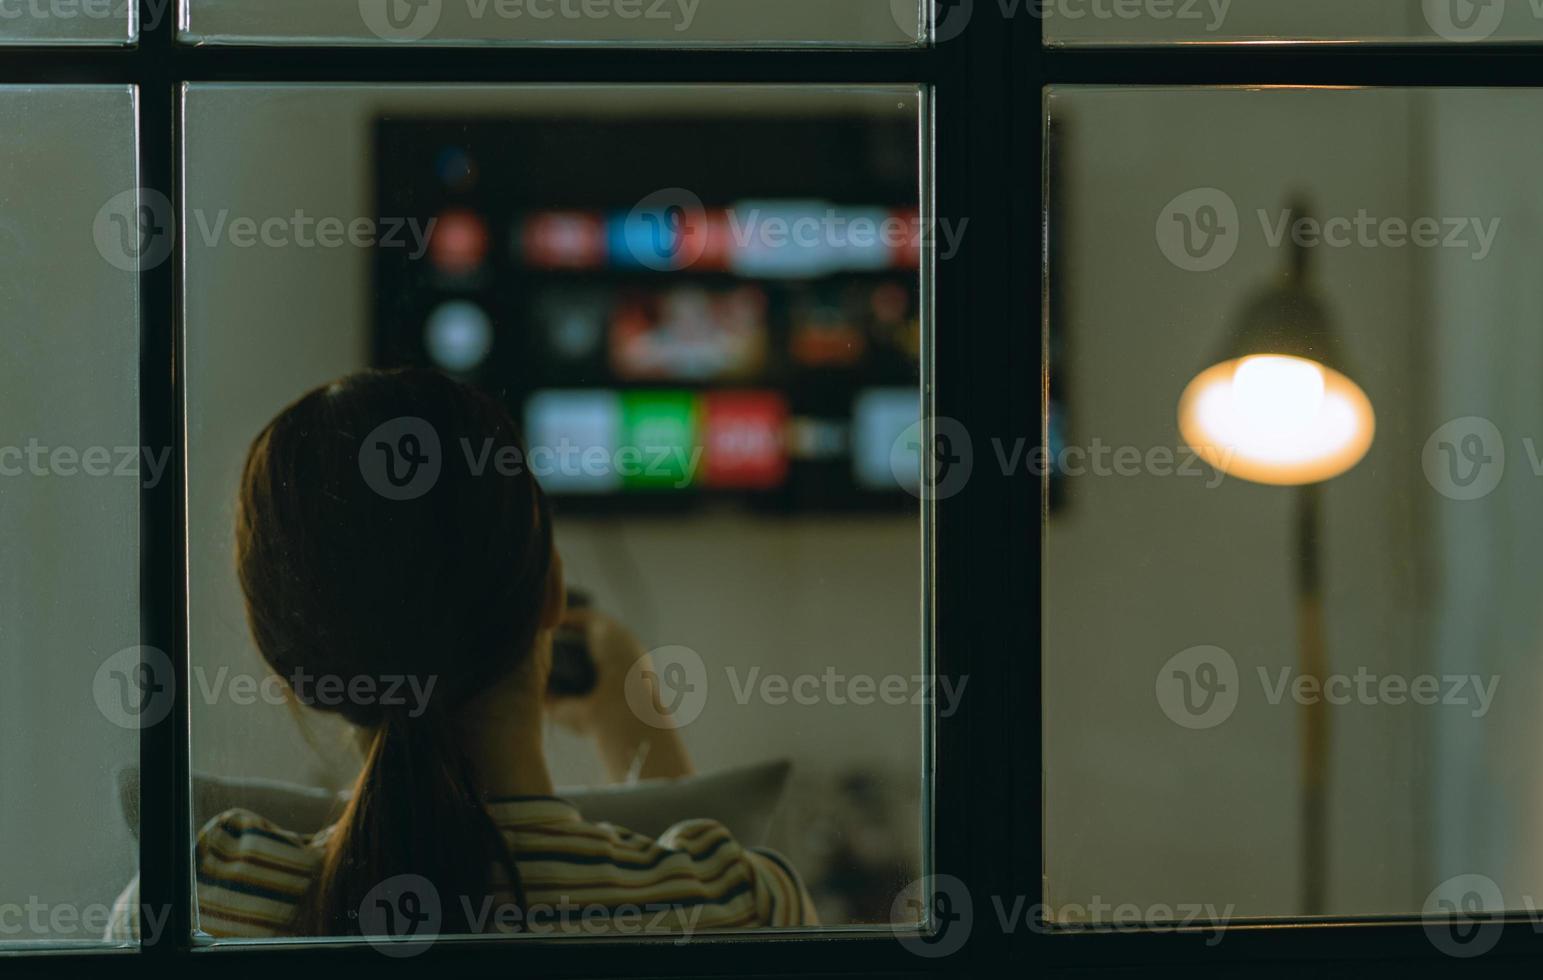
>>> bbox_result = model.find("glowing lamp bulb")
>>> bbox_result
[1178,354,1375,486]
[1230,355,1326,440]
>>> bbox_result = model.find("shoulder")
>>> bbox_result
[198,806,319,876]
[504,807,815,930]
[503,808,741,871]
[650,818,817,928]
[194,808,321,937]
[653,816,737,854]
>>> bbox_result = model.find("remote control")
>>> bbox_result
[548,587,599,697]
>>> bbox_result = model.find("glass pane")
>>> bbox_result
[181,0,920,46]
[0,86,140,949]
[1043,0,1543,44]
[180,84,929,946]
[1046,86,1543,936]
[0,0,135,44]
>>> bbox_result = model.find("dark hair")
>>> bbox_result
[236,368,554,936]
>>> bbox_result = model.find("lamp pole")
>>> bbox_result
[1177,198,1374,917]
[1295,481,1328,916]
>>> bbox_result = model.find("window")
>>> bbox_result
[0,0,135,44]
[0,85,141,951]
[182,83,928,941]
[17,0,1543,976]
[1046,85,1543,925]
[0,1,981,971]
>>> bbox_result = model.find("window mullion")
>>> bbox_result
[137,0,190,957]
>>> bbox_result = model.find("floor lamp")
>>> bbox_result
[1176,201,1376,915]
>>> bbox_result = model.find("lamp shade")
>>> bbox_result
[1177,230,1375,486]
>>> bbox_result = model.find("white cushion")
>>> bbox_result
[116,758,792,847]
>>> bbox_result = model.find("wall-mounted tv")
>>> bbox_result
[373,115,925,513]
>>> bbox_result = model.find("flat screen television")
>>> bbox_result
[372,114,926,513]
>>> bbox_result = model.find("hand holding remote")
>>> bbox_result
[545,599,694,783]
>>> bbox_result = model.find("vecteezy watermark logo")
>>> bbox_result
[359,874,442,957]
[93,646,175,730]
[359,416,443,501]
[0,0,170,28]
[724,207,967,262]
[191,666,439,715]
[359,0,443,40]
[624,188,708,272]
[892,0,1233,43]
[466,896,704,940]
[723,669,968,718]
[992,437,1231,488]
[1424,416,1505,502]
[1256,209,1500,260]
[625,645,708,729]
[0,441,172,488]
[891,879,1232,957]
[1159,653,1500,727]
[1259,668,1497,717]
[361,0,699,39]
[467,436,703,489]
[1424,0,1506,42]
[93,188,174,272]
[1160,190,1500,271]
[893,416,973,501]
[1156,645,1238,730]
[183,211,436,256]
[2,897,171,943]
[892,875,973,958]
[1424,873,1506,958]
[1156,188,1238,273]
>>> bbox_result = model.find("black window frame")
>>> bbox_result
[6,1,1543,976]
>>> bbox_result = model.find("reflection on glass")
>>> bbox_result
[1047,86,1543,925]
[182,0,921,47]
[0,86,140,949]
[160,85,926,944]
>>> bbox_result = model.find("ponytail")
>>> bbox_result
[295,711,526,936]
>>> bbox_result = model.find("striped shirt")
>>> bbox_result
[107,797,816,940]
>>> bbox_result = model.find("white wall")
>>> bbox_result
[1424,89,1543,904]
[0,87,140,942]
